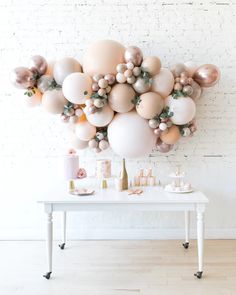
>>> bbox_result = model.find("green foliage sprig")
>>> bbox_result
[131,95,141,106]
[24,88,36,97]
[172,90,188,99]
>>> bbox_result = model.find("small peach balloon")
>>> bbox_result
[108,83,135,113]
[83,40,125,76]
[136,92,164,119]
[24,88,42,107]
[160,125,180,144]
[141,56,161,76]
[151,68,174,98]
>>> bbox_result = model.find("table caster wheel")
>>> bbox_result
[194,271,203,279]
[182,242,189,249]
[43,272,52,280]
[59,243,65,250]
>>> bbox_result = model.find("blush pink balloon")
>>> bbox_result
[193,64,220,88]
[156,140,173,153]
[124,46,143,66]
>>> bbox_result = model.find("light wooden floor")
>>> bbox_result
[0,240,235,295]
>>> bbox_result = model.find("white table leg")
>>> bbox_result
[43,212,53,279]
[183,211,190,249]
[194,210,204,279]
[59,211,66,250]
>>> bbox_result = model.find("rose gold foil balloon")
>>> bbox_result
[11,67,35,89]
[141,56,161,76]
[156,141,173,153]
[160,125,180,145]
[136,92,164,119]
[83,40,125,76]
[124,46,143,66]
[29,55,48,76]
[108,83,135,113]
[193,64,220,87]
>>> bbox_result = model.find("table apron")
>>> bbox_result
[45,203,202,213]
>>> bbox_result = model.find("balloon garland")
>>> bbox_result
[11,39,220,158]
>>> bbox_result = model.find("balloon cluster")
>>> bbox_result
[11,40,220,158]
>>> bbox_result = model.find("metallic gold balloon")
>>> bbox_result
[29,55,48,76]
[11,67,35,89]
[193,64,220,88]
[133,77,151,94]
[124,46,143,66]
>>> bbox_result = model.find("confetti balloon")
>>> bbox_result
[151,68,174,97]
[42,89,68,114]
[83,40,125,76]
[108,111,156,158]
[136,92,164,119]
[53,57,82,85]
[108,83,135,113]
[193,64,220,88]
[62,72,92,104]
[165,95,196,125]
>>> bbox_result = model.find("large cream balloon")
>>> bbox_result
[86,104,114,127]
[108,84,135,113]
[75,120,96,141]
[108,111,156,158]
[53,57,82,85]
[151,68,174,97]
[62,72,92,104]
[136,92,164,119]
[42,89,68,114]
[83,40,125,76]
[165,95,196,125]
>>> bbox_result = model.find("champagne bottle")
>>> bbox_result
[120,158,128,190]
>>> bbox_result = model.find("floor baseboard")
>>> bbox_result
[1,227,236,240]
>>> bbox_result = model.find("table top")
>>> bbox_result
[38,187,209,205]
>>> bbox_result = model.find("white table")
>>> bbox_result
[38,187,208,280]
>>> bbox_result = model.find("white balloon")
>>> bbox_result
[86,104,114,127]
[151,68,174,98]
[62,72,92,104]
[53,57,82,85]
[70,134,88,150]
[75,121,96,141]
[108,111,156,158]
[184,61,199,77]
[165,95,196,125]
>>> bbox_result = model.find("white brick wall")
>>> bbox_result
[0,0,236,239]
